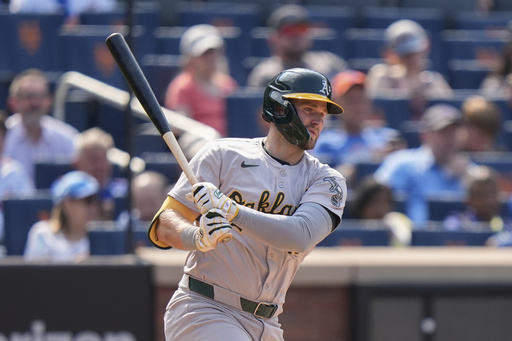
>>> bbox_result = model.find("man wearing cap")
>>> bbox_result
[365,19,453,116]
[312,70,405,186]
[374,104,478,226]
[246,4,348,88]
[165,24,238,137]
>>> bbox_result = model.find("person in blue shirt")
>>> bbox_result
[312,70,406,187]
[374,104,478,227]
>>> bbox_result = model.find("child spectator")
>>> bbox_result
[444,165,512,231]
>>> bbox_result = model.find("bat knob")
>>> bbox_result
[220,235,232,244]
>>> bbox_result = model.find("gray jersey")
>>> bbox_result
[170,137,346,309]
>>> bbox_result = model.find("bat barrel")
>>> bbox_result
[105,33,171,136]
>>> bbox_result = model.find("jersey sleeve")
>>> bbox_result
[300,167,346,224]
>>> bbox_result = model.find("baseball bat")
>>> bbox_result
[105,32,198,185]
[105,32,232,243]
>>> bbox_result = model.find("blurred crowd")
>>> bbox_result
[2,0,512,260]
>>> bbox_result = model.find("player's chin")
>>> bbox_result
[298,137,317,151]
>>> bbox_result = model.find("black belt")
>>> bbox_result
[188,276,278,319]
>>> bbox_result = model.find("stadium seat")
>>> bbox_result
[446,59,492,89]
[411,229,496,246]
[0,13,64,73]
[359,7,445,33]
[174,2,260,39]
[353,160,381,184]
[79,2,161,34]
[441,30,508,61]
[249,26,343,59]
[0,74,12,112]
[400,0,474,11]
[502,121,512,151]
[3,192,53,256]
[343,28,386,60]
[427,197,466,221]
[62,90,100,131]
[34,161,73,189]
[90,103,131,152]
[58,25,151,89]
[347,57,385,73]
[451,11,512,31]
[132,229,152,248]
[318,220,391,247]
[226,87,265,138]
[88,225,152,255]
[372,96,414,130]
[88,225,127,255]
[139,152,182,184]
[134,128,169,156]
[469,152,512,173]
[140,54,181,105]
[305,5,356,34]
[34,161,125,189]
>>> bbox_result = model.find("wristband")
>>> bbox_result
[180,225,199,251]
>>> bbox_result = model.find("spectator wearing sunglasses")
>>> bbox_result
[246,4,348,88]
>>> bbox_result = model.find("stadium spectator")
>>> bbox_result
[460,95,505,152]
[0,111,35,243]
[366,19,453,120]
[313,70,405,165]
[246,4,348,88]
[164,24,238,137]
[487,230,512,247]
[116,170,172,231]
[444,165,512,231]
[475,0,495,12]
[374,104,478,226]
[349,176,412,246]
[24,170,100,262]
[480,36,512,97]
[350,176,395,220]
[9,0,118,25]
[5,68,79,181]
[311,70,406,187]
[73,127,128,221]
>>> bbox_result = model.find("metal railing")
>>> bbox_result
[53,71,221,160]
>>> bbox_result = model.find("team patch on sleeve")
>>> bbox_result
[323,176,344,208]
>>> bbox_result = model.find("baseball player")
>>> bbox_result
[148,68,347,340]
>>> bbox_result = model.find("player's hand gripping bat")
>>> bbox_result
[105,32,232,244]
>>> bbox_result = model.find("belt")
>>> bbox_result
[188,276,278,319]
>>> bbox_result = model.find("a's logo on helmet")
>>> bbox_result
[319,80,331,97]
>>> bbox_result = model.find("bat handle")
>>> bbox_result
[162,131,198,185]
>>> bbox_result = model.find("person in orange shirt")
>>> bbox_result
[164,24,238,137]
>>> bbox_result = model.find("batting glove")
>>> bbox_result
[196,209,233,252]
[192,182,239,221]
